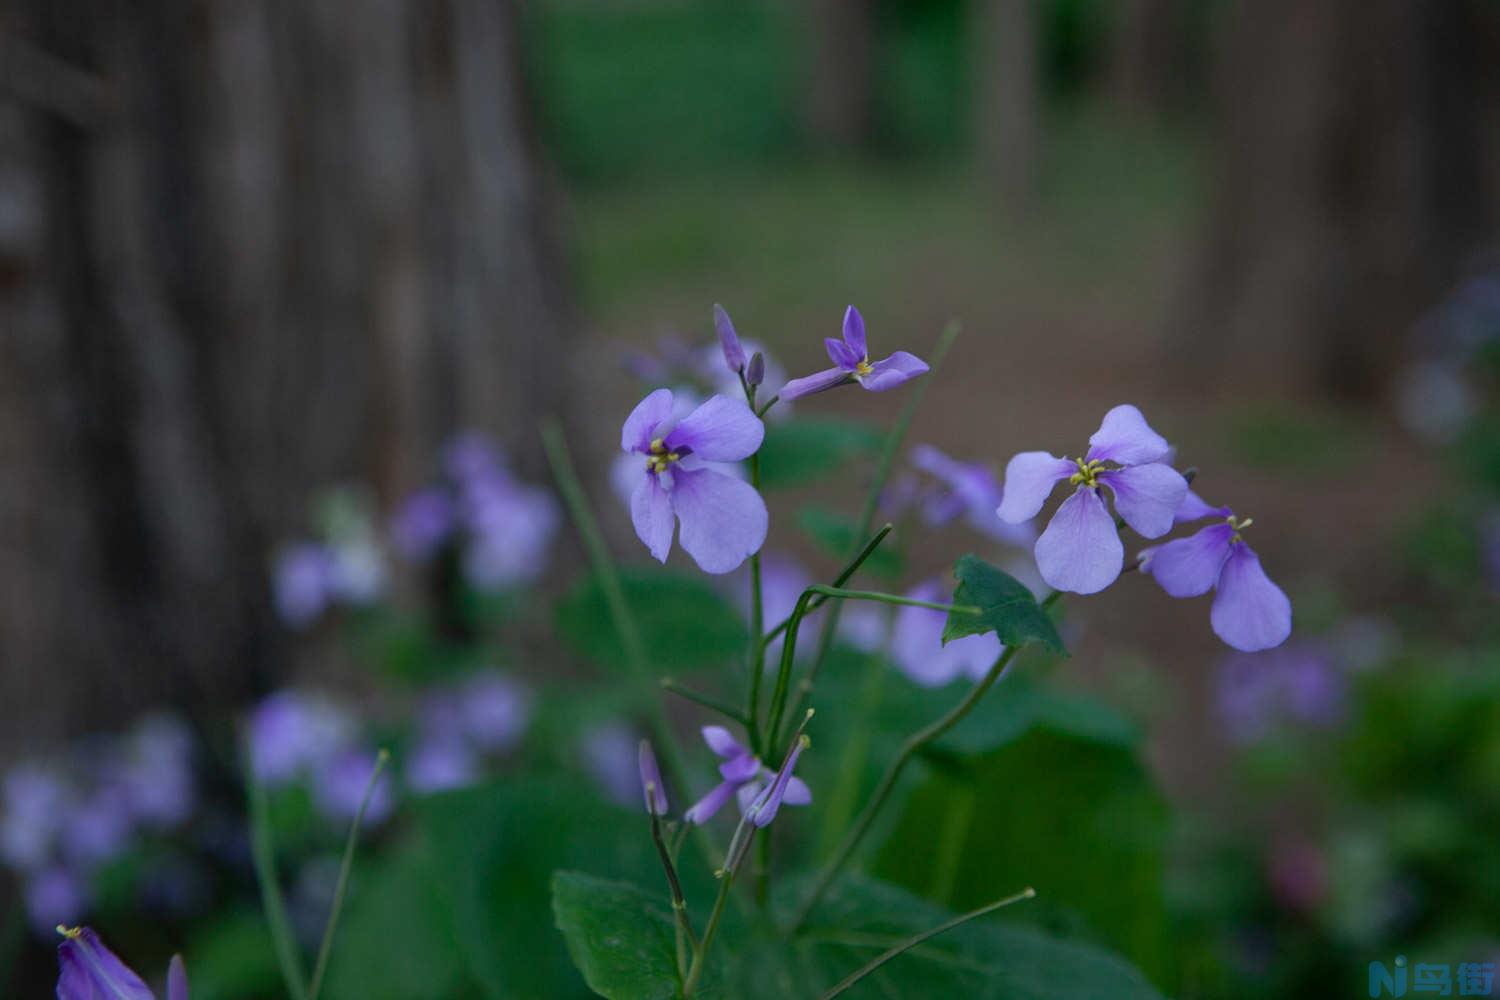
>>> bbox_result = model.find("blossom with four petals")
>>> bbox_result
[779,306,929,400]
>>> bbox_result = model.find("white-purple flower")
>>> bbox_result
[889,580,1004,687]
[622,389,768,574]
[912,444,1035,547]
[1139,490,1292,652]
[998,404,1188,595]
[779,306,929,400]
[313,749,394,827]
[404,738,479,795]
[247,692,355,787]
[683,726,810,824]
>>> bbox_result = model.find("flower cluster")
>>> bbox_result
[272,488,387,628]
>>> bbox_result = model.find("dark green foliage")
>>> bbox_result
[757,420,883,491]
[944,555,1065,653]
[556,568,748,674]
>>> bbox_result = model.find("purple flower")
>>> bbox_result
[998,404,1188,595]
[28,867,86,935]
[271,544,336,628]
[443,432,506,486]
[56,925,189,1000]
[779,306,929,400]
[582,723,640,807]
[683,726,810,824]
[638,740,668,816]
[1139,490,1292,652]
[890,580,1004,687]
[622,389,768,574]
[912,444,1035,547]
[115,715,195,830]
[313,749,393,827]
[1,764,69,871]
[461,478,559,589]
[404,738,479,795]
[836,603,889,653]
[714,303,748,374]
[391,487,456,562]
[61,784,134,869]
[248,692,355,787]
[457,671,531,752]
[743,728,810,829]
[1215,643,1345,743]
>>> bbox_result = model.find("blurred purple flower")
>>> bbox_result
[622,389,768,574]
[313,749,393,827]
[638,740,668,816]
[684,726,809,824]
[462,480,560,589]
[779,306,929,400]
[582,723,640,808]
[733,553,815,664]
[405,738,479,795]
[272,544,336,628]
[743,728,810,829]
[328,540,386,605]
[61,784,134,869]
[623,335,699,384]
[1,764,69,871]
[458,671,532,752]
[837,603,889,653]
[999,404,1187,595]
[391,487,456,562]
[1396,360,1476,443]
[27,867,87,935]
[115,715,195,830]
[1216,643,1346,744]
[912,444,1035,547]
[55,926,188,1000]
[889,580,1003,687]
[1139,490,1292,652]
[443,432,506,486]
[248,692,355,787]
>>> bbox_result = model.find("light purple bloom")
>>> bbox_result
[1215,643,1345,743]
[638,740,668,816]
[61,785,134,869]
[890,580,1004,687]
[779,306,929,400]
[998,404,1188,595]
[404,738,479,795]
[714,303,747,374]
[391,487,455,562]
[683,726,810,824]
[55,925,189,1000]
[582,723,640,807]
[115,715,195,830]
[744,729,809,829]
[271,544,336,628]
[457,671,531,752]
[461,478,559,589]
[1139,490,1292,652]
[443,432,506,486]
[732,553,816,665]
[28,867,86,935]
[248,692,355,787]
[1,765,69,871]
[912,444,1035,547]
[622,389,768,574]
[837,602,889,653]
[313,749,393,827]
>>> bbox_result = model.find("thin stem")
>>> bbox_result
[764,523,894,645]
[792,590,1060,933]
[818,888,1036,999]
[682,874,735,998]
[649,805,697,979]
[661,678,747,725]
[245,746,309,1000]
[792,322,960,721]
[308,749,389,1000]
[755,394,779,418]
[746,446,767,755]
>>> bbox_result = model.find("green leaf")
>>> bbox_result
[873,730,1171,985]
[741,875,1166,999]
[757,419,882,490]
[798,507,902,579]
[552,872,681,1000]
[556,566,748,673]
[943,555,1064,653]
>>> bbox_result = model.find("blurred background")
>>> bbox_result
[2,1,1499,997]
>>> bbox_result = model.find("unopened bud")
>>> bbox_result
[746,352,765,388]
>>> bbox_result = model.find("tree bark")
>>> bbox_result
[805,0,876,152]
[1178,0,1495,398]
[971,0,1039,214]
[0,0,574,752]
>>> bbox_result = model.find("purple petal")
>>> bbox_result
[1211,543,1293,652]
[779,367,851,401]
[857,351,929,392]
[780,776,812,806]
[1085,404,1172,466]
[750,736,807,828]
[168,955,190,1000]
[638,740,668,816]
[718,753,760,783]
[665,394,764,462]
[997,452,1074,523]
[842,305,868,358]
[1175,489,1232,524]
[824,337,861,371]
[1144,523,1234,597]
[1034,487,1124,594]
[56,927,154,1000]
[668,467,768,574]
[701,725,747,759]
[713,304,747,373]
[630,474,674,563]
[621,388,676,453]
[684,780,737,824]
[735,779,767,818]
[1097,462,1188,539]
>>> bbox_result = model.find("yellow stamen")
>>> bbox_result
[1068,458,1105,488]
[854,356,875,378]
[57,925,82,939]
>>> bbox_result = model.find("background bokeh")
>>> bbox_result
[3,1,1499,997]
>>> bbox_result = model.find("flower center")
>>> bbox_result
[1069,458,1106,488]
[1226,513,1254,543]
[644,436,682,475]
[854,356,874,377]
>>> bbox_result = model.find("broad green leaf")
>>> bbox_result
[552,872,681,1000]
[873,730,1171,985]
[757,418,881,490]
[943,554,1064,653]
[733,875,1167,999]
[556,567,748,673]
[798,507,902,579]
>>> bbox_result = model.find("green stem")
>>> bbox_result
[763,523,894,645]
[245,747,309,1000]
[661,678,747,725]
[682,874,735,998]
[746,450,767,755]
[791,590,1060,933]
[818,888,1036,999]
[755,394,779,418]
[649,806,697,980]
[308,749,390,1000]
[791,322,960,722]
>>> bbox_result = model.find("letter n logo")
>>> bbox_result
[1370,956,1408,997]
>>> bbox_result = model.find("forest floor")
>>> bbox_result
[564,108,1443,809]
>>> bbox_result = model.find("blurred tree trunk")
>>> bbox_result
[971,0,1039,213]
[0,0,574,751]
[1106,0,1184,115]
[806,0,876,151]
[1178,0,1494,399]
